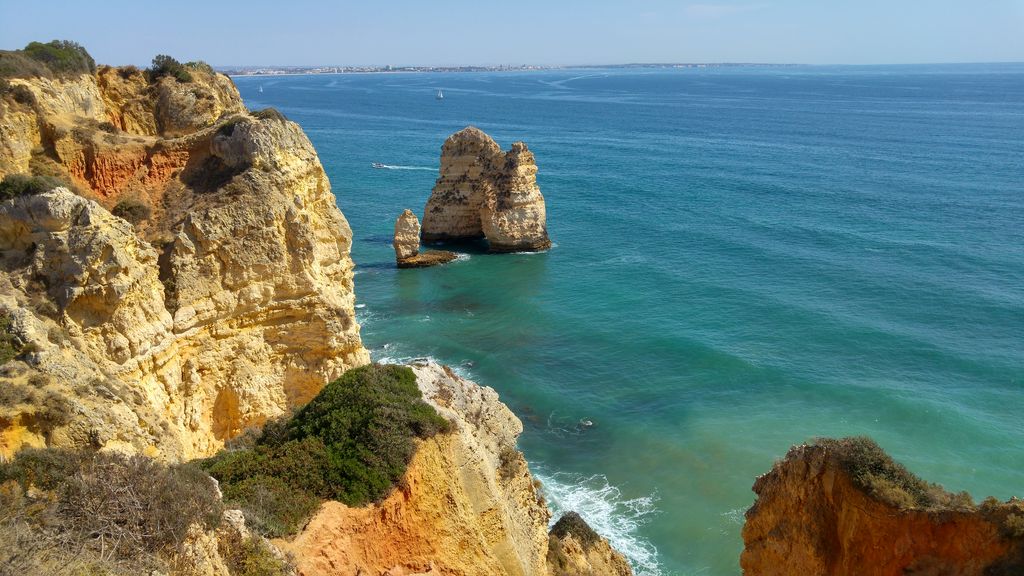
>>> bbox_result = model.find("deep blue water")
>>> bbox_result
[234,64,1024,575]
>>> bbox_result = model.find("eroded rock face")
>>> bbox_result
[0,68,368,459]
[279,361,553,576]
[422,126,550,252]
[394,208,421,260]
[741,441,1024,576]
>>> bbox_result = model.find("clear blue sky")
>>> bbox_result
[2,0,1022,66]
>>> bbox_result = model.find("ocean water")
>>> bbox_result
[234,64,1024,575]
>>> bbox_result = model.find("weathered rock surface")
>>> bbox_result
[394,208,421,260]
[0,67,368,460]
[741,440,1024,576]
[421,127,550,252]
[278,361,628,576]
[394,209,458,268]
[547,513,633,576]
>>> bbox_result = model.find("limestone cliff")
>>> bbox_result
[0,64,367,460]
[421,127,550,252]
[741,438,1024,576]
[277,361,631,576]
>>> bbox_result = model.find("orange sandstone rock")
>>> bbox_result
[741,440,1024,576]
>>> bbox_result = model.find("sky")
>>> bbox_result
[1,0,1022,67]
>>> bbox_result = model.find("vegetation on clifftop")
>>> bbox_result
[0,40,95,79]
[0,174,68,201]
[815,436,974,510]
[202,363,450,536]
[0,449,221,574]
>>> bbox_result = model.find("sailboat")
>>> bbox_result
[259,85,264,93]
[436,89,444,100]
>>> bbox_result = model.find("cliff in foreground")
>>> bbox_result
[1,45,630,576]
[278,361,630,576]
[742,437,1024,575]
[1,54,368,460]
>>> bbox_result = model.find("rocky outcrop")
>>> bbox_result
[394,209,421,260]
[741,438,1024,576]
[0,67,368,460]
[0,64,245,207]
[547,512,633,576]
[421,127,550,252]
[278,361,629,576]
[394,208,457,268]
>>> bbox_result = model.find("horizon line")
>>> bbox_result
[212,60,1024,70]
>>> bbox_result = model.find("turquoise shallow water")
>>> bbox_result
[234,65,1024,575]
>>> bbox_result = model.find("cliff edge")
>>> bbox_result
[741,437,1024,576]
[277,360,631,576]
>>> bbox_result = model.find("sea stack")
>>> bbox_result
[394,208,457,268]
[422,126,551,252]
[393,209,421,260]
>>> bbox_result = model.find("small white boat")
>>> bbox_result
[372,162,386,169]
[436,89,444,100]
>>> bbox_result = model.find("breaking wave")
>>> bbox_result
[533,468,664,576]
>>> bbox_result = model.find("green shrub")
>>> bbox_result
[221,475,320,537]
[816,436,945,509]
[21,41,95,75]
[282,363,450,504]
[111,198,152,225]
[0,174,66,201]
[148,54,193,83]
[202,364,450,536]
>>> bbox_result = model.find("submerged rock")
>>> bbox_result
[422,126,550,252]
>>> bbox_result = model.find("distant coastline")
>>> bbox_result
[218,62,800,76]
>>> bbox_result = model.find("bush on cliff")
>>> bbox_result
[816,436,973,510]
[0,40,95,79]
[148,54,193,83]
[111,198,153,225]
[0,448,222,574]
[0,173,67,201]
[201,363,450,536]
[22,40,95,74]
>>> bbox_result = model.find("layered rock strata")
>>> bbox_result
[0,66,368,459]
[421,126,550,252]
[741,440,1024,576]
[394,208,457,268]
[277,361,631,576]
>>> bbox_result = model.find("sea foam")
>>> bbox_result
[534,468,664,576]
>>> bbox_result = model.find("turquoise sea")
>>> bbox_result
[234,64,1024,575]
